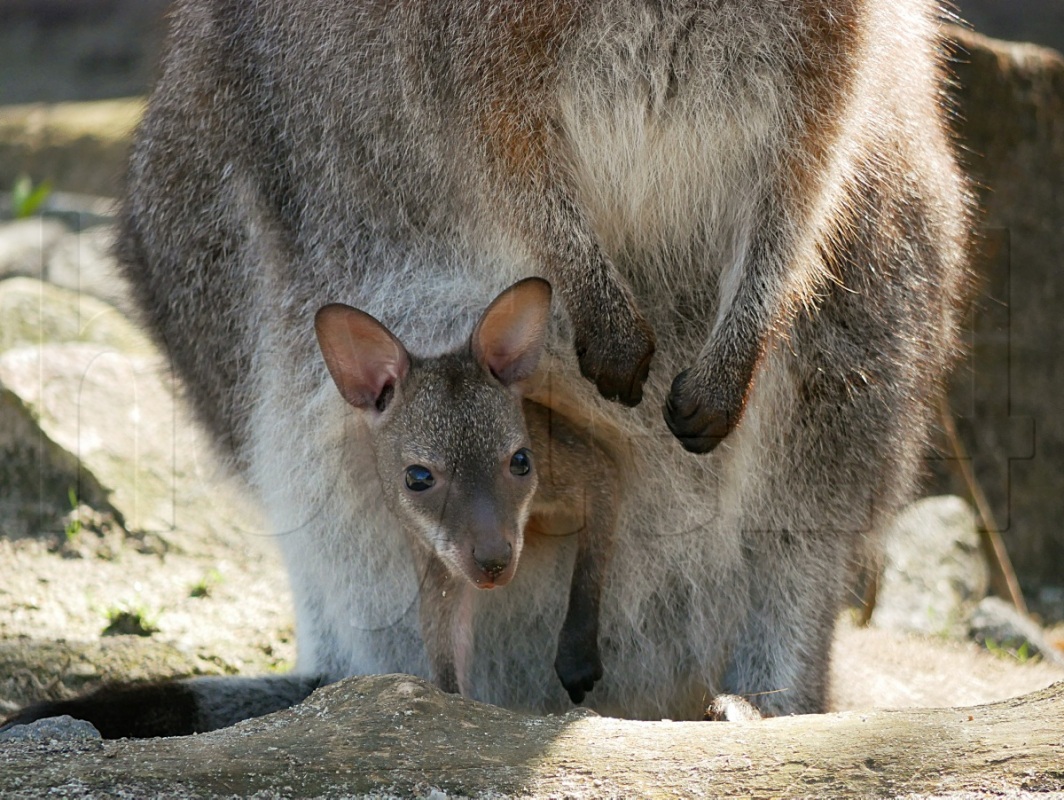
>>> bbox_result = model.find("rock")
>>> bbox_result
[0,217,69,278]
[872,496,989,637]
[0,715,100,744]
[1,674,1063,799]
[0,277,156,540]
[0,218,127,310]
[0,277,294,713]
[969,596,1064,667]
[0,339,263,553]
[0,276,148,356]
[938,28,1064,615]
[0,99,142,198]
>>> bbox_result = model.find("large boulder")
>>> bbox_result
[871,496,990,638]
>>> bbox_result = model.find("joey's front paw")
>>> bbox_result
[554,641,604,705]
[574,315,655,408]
[663,368,746,454]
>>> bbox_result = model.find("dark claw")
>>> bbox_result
[663,369,736,454]
[623,347,655,408]
[555,646,604,705]
[574,322,656,408]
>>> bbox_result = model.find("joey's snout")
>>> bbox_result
[472,538,514,588]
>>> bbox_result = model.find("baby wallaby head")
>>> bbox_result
[315,278,552,589]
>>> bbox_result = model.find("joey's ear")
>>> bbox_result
[315,303,410,412]
[471,277,552,387]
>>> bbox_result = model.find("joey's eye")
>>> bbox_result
[405,465,435,491]
[509,448,532,477]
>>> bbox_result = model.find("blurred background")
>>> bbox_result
[0,0,1060,105]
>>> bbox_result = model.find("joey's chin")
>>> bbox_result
[475,566,515,590]
[457,559,518,590]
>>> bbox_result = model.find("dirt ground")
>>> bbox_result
[0,452,297,715]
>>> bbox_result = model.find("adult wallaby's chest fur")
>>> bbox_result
[206,2,833,275]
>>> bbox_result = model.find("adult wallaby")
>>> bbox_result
[314,277,620,704]
[3,0,968,736]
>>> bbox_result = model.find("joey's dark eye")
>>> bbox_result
[405,465,435,491]
[509,448,532,476]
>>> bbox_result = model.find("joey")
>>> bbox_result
[316,278,617,703]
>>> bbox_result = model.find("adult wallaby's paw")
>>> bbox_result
[554,639,604,705]
[663,366,748,454]
[574,314,656,408]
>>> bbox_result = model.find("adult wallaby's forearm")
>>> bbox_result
[662,2,871,452]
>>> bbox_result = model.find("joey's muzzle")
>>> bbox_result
[471,538,515,588]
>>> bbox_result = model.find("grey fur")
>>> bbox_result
[103,0,968,723]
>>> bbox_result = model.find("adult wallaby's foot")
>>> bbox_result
[0,676,323,739]
[573,311,656,408]
[663,366,749,454]
[554,637,604,705]
[705,694,763,722]
[0,682,201,739]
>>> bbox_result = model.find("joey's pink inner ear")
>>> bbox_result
[314,303,409,412]
[471,277,552,386]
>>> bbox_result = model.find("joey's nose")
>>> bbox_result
[473,541,512,583]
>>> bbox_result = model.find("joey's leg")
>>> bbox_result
[415,551,473,695]
[552,471,619,704]
[554,526,607,704]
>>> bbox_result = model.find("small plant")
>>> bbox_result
[102,603,160,637]
[189,568,224,598]
[1015,640,1033,664]
[983,637,1037,664]
[64,487,82,542]
[10,175,52,219]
